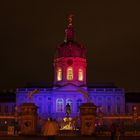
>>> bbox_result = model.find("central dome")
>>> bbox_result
[55,40,86,58]
[55,15,86,58]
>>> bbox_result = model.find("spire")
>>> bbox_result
[68,14,73,27]
[64,14,75,42]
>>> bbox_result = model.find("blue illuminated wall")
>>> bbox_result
[16,85,125,119]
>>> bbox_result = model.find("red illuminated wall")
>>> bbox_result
[54,57,86,86]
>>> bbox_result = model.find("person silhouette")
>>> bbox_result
[110,123,116,140]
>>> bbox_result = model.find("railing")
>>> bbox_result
[16,88,124,92]
[0,112,15,116]
[95,113,140,136]
[16,88,51,92]
[89,88,124,92]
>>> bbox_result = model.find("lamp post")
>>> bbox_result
[132,106,138,135]
[98,106,103,125]
[14,106,19,136]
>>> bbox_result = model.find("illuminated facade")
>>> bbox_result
[16,16,125,119]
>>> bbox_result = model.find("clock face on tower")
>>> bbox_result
[67,59,73,66]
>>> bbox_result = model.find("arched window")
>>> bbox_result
[106,97,111,114]
[56,98,64,112]
[67,67,73,80]
[66,99,73,112]
[57,68,62,81]
[77,99,82,112]
[78,68,83,81]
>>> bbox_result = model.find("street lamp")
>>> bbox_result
[132,106,138,135]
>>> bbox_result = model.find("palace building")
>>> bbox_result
[15,16,125,119]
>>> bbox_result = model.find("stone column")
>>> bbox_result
[19,103,38,135]
[80,103,97,135]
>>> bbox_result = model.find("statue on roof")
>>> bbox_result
[68,14,74,27]
[66,103,71,116]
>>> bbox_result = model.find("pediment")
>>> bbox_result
[53,84,87,92]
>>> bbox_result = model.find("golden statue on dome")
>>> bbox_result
[64,14,74,42]
[68,14,74,27]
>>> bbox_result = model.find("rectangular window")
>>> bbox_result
[78,69,83,81]
[12,105,15,113]
[38,103,42,113]
[107,105,111,114]
[125,105,129,114]
[57,68,62,81]
[48,103,51,114]
[67,67,73,80]
[56,99,64,112]
[116,104,121,114]
[5,106,8,113]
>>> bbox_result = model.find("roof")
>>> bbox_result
[55,40,86,58]
[125,92,140,103]
[87,83,118,88]
[54,19,86,59]
[23,82,53,88]
[0,90,16,102]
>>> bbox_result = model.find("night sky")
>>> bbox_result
[0,0,140,92]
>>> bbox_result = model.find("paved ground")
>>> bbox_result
[0,136,140,140]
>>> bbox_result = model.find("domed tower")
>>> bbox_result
[54,15,87,87]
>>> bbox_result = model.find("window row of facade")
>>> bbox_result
[97,103,122,114]
[56,98,82,113]
[91,97,123,106]
[0,104,15,114]
[57,67,83,81]
[55,98,122,114]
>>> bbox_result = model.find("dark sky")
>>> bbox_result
[0,0,140,92]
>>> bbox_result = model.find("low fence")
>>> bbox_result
[95,114,140,136]
[0,114,140,136]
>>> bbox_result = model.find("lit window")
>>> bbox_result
[67,67,73,80]
[57,68,62,81]
[56,98,64,112]
[78,69,83,81]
